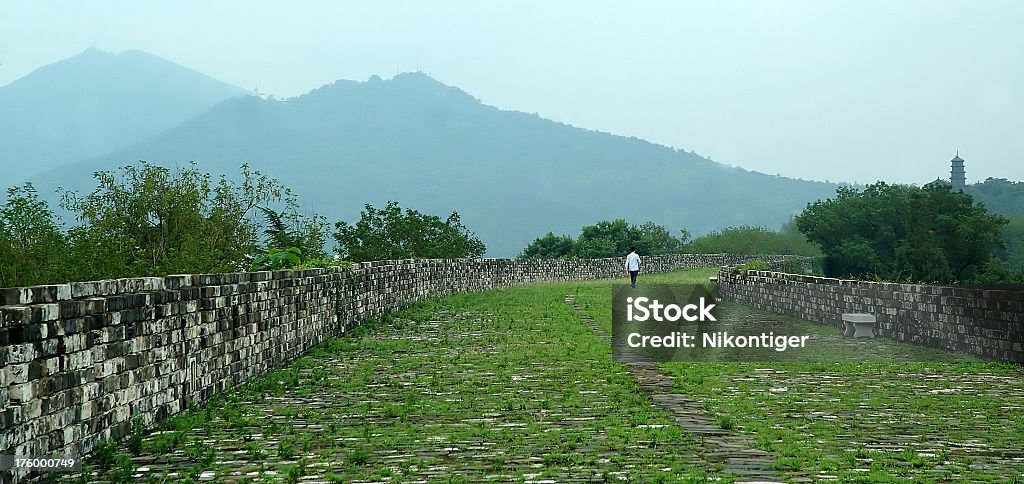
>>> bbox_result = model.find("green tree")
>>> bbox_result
[60,162,290,278]
[575,219,636,258]
[964,177,1024,216]
[259,206,298,251]
[0,183,70,286]
[518,232,575,259]
[995,215,1024,271]
[636,221,685,255]
[333,201,485,262]
[795,182,1007,282]
[520,219,686,259]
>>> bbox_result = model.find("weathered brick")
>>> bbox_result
[9,362,31,384]
[21,284,70,304]
[1,305,31,327]
[0,407,19,428]
[0,287,24,306]
[8,381,35,403]
[164,274,194,289]
[5,342,37,364]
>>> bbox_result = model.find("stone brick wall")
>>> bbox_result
[0,253,805,481]
[716,267,1024,363]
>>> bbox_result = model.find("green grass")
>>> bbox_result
[576,269,1024,482]
[74,270,720,482]
[72,268,1024,482]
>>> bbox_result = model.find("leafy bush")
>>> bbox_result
[731,259,771,278]
[251,247,303,271]
[257,204,329,264]
[519,219,686,259]
[333,201,485,261]
[519,232,576,259]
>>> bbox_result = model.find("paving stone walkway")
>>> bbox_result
[564,295,782,484]
[565,290,1024,482]
[69,289,724,482]
[64,284,1024,483]
[704,362,1024,481]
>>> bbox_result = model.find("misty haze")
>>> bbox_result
[2,2,1023,483]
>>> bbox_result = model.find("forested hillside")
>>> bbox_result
[31,72,836,255]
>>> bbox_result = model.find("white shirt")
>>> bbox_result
[625,252,641,271]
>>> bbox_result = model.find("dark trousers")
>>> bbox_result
[629,270,639,287]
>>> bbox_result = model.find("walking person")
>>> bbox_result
[625,246,641,288]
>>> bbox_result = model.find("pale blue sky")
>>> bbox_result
[1,0,1021,184]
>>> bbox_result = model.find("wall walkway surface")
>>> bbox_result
[0,254,801,482]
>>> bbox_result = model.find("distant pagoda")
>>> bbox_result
[950,152,966,190]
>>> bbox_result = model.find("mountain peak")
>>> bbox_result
[72,47,166,59]
[31,47,119,74]
[15,50,837,257]
[391,71,440,82]
[298,71,478,108]
[63,47,168,66]
[0,49,248,183]
[75,47,113,57]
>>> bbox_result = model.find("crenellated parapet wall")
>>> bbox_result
[716,267,1024,363]
[0,253,806,482]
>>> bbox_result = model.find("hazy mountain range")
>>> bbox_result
[1,48,248,182]
[4,49,839,256]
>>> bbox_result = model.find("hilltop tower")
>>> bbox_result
[950,152,966,190]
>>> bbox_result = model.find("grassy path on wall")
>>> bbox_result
[574,270,1024,483]
[73,273,722,483]
[69,268,1024,483]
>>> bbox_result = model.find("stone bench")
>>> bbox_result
[708,276,718,283]
[842,313,876,338]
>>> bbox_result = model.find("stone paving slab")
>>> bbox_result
[59,282,1024,483]
[567,291,1024,482]
[64,291,717,482]
[564,295,783,484]
[650,304,1024,482]
[702,362,1024,481]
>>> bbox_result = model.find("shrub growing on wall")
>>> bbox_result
[254,205,330,269]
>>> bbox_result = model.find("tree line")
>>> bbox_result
[795,182,1020,283]
[518,219,687,259]
[0,162,484,287]
[518,221,821,260]
[5,162,1020,288]
[519,182,1022,284]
